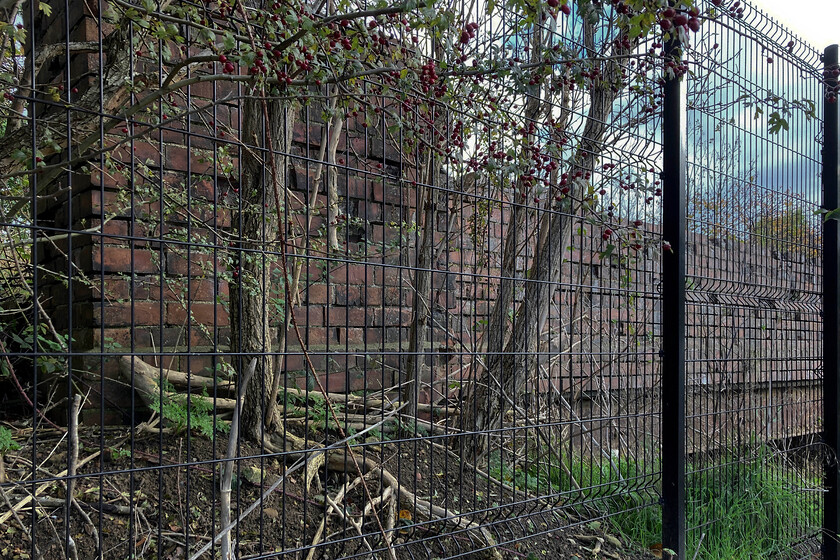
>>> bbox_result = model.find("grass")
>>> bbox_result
[683,448,822,559]
[489,444,822,559]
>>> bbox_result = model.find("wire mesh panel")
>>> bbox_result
[684,5,825,558]
[0,0,831,559]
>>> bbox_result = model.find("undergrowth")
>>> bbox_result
[490,445,821,559]
[150,380,230,439]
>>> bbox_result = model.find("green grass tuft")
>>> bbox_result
[489,445,821,559]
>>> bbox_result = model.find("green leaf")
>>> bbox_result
[823,207,840,222]
[38,2,52,16]
[223,32,236,51]
[768,111,789,135]
[599,244,615,260]
[0,426,20,453]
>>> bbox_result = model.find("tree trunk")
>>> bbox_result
[403,152,442,417]
[464,41,628,459]
[230,97,297,442]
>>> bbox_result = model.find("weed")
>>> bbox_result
[150,380,229,439]
[0,426,19,453]
[110,446,132,460]
[682,448,821,559]
[489,445,821,559]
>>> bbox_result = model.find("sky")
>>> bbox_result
[755,0,839,50]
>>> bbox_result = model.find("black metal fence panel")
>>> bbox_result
[683,7,826,558]
[0,0,833,559]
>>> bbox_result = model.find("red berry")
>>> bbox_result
[673,13,688,26]
[560,3,571,14]
[687,18,700,32]
[548,0,559,6]
[659,19,673,31]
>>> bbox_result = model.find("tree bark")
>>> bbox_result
[230,97,297,442]
[403,151,442,417]
[464,31,630,459]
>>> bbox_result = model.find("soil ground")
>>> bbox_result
[0,424,661,560]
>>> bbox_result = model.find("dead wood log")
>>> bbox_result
[118,356,237,410]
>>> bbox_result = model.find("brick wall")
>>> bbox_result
[30,1,822,438]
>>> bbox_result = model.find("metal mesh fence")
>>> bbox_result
[0,0,834,558]
[684,6,825,558]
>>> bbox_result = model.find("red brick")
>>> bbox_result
[335,286,361,306]
[93,301,163,327]
[365,307,410,327]
[167,302,228,326]
[85,166,130,189]
[165,146,221,175]
[295,306,324,327]
[159,326,218,348]
[343,175,368,199]
[384,286,408,306]
[190,179,216,200]
[293,122,323,146]
[157,277,222,302]
[337,328,364,345]
[282,353,305,372]
[302,327,330,346]
[330,264,375,285]
[358,201,382,222]
[75,277,148,301]
[90,327,153,350]
[375,267,406,287]
[327,308,366,327]
[365,286,383,306]
[114,141,162,167]
[83,246,159,274]
[307,283,331,304]
[166,251,222,275]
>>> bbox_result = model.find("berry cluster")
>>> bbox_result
[658,6,702,33]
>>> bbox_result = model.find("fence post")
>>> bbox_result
[824,43,840,560]
[661,29,687,560]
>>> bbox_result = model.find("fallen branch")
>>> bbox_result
[305,475,369,560]
[118,356,237,410]
[326,453,502,560]
[11,495,136,515]
[220,357,257,560]
[0,448,103,526]
[187,404,405,560]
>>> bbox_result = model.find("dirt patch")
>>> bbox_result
[0,424,660,559]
